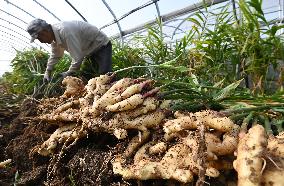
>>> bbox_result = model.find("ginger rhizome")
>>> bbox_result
[33,74,284,184]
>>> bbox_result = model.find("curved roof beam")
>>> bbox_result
[0,25,45,49]
[64,0,88,22]
[1,38,27,49]
[153,0,161,19]
[0,30,31,46]
[171,12,197,39]
[111,0,228,39]
[0,48,16,54]
[101,0,124,44]
[100,0,160,30]
[0,8,27,24]
[33,0,61,21]
[0,25,29,40]
[0,17,26,31]
[4,0,35,18]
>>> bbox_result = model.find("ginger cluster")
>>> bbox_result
[34,74,284,185]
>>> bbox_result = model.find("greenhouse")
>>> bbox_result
[0,0,284,185]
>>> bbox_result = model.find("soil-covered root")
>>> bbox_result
[260,157,284,186]
[205,125,240,156]
[163,110,240,157]
[0,159,11,168]
[61,76,85,98]
[233,124,268,186]
[35,124,86,156]
[267,131,284,158]
[164,110,238,138]
[112,131,230,183]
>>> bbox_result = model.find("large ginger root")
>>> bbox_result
[119,97,159,119]
[86,73,115,96]
[112,142,195,183]
[112,132,223,183]
[163,110,240,157]
[106,94,144,112]
[164,110,237,136]
[90,78,133,116]
[120,79,153,99]
[80,74,114,109]
[234,125,284,186]
[94,79,157,114]
[233,125,268,186]
[39,109,80,122]
[61,76,85,98]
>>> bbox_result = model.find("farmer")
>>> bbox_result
[26,18,112,82]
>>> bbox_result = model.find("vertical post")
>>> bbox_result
[231,0,239,25]
[101,0,124,46]
[65,0,88,22]
[278,0,284,34]
[152,0,163,38]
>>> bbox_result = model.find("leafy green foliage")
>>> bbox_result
[2,48,48,95]
[187,0,284,94]
[0,0,283,134]
[111,41,146,79]
[2,48,71,97]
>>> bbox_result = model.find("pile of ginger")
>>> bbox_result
[31,74,283,185]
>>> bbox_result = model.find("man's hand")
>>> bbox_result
[43,70,51,82]
[60,71,73,78]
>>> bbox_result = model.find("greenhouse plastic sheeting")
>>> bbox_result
[0,0,282,75]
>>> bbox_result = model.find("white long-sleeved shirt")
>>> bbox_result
[46,21,109,72]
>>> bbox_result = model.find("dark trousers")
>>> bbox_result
[89,41,112,74]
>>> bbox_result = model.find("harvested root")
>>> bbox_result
[149,142,167,155]
[107,78,133,93]
[120,79,153,99]
[61,76,85,98]
[113,128,128,139]
[36,75,254,184]
[106,94,144,112]
[112,132,223,183]
[53,100,80,114]
[0,159,12,168]
[39,108,80,122]
[233,125,268,186]
[89,78,135,115]
[119,97,159,119]
[36,124,85,156]
[164,110,236,136]
[86,73,115,96]
[205,126,239,156]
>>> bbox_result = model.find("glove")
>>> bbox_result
[60,71,73,78]
[43,70,51,82]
